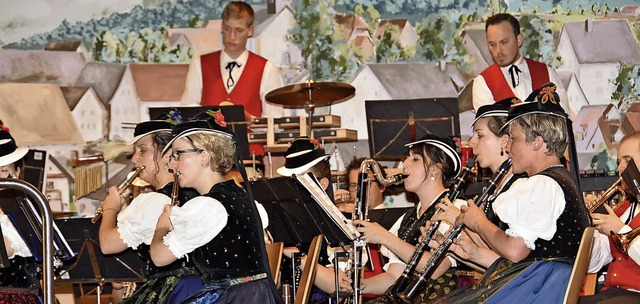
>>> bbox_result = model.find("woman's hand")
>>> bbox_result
[101,186,124,212]
[448,231,478,261]
[352,220,390,245]
[337,269,353,292]
[156,205,174,233]
[455,200,487,233]
[431,198,461,224]
[592,204,625,236]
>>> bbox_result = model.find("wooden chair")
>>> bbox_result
[563,227,595,304]
[294,234,324,304]
[266,242,284,285]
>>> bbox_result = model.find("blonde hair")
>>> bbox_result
[511,113,568,159]
[222,1,254,26]
[187,133,236,174]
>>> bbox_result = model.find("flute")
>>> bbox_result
[170,170,180,206]
[91,165,145,223]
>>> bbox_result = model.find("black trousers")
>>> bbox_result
[579,287,640,304]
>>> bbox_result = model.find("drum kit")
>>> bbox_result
[265,80,356,135]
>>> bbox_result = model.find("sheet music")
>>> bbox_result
[294,173,360,241]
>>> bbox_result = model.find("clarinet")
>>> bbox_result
[396,158,512,303]
[381,156,476,301]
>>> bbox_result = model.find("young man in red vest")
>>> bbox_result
[472,13,570,116]
[581,131,640,304]
[199,1,283,156]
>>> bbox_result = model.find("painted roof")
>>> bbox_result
[129,64,189,102]
[562,19,640,64]
[44,40,84,52]
[365,63,462,99]
[0,83,84,145]
[0,49,86,85]
[75,62,126,107]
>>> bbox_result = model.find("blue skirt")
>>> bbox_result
[432,258,571,304]
[181,278,278,304]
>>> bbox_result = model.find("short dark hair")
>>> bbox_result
[309,159,332,182]
[486,13,520,37]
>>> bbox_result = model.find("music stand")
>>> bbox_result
[365,98,460,160]
[0,189,75,263]
[250,176,357,249]
[148,105,251,160]
[55,218,145,303]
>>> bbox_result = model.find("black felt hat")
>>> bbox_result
[162,116,234,155]
[405,134,462,178]
[501,82,568,131]
[277,137,330,176]
[471,97,515,127]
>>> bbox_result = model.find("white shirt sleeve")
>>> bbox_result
[117,192,171,249]
[0,213,32,258]
[381,214,405,271]
[472,74,495,112]
[259,61,284,118]
[163,196,228,259]
[492,175,566,250]
[588,230,613,273]
[255,200,269,229]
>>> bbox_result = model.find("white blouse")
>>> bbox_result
[162,196,270,259]
[0,213,32,258]
[492,175,566,250]
[117,192,171,249]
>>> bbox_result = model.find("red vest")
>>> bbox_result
[200,51,267,118]
[480,58,549,102]
[603,200,640,291]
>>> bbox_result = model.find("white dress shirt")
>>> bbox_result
[218,50,284,118]
[472,56,571,117]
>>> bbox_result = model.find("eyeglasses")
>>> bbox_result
[170,148,203,161]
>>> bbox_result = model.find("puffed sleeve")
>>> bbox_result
[117,192,171,249]
[587,230,613,273]
[0,213,32,258]
[492,175,566,250]
[255,200,269,229]
[162,196,228,259]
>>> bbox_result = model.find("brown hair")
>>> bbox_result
[222,1,255,26]
[510,113,568,159]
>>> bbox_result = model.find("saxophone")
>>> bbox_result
[396,158,511,303]
[348,159,404,303]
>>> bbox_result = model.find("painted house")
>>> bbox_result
[60,86,107,143]
[373,19,419,50]
[557,19,640,105]
[331,62,466,139]
[352,35,376,62]
[110,63,197,142]
[573,105,609,168]
[461,27,493,76]
[0,49,86,86]
[75,61,126,108]
[334,13,370,42]
[557,70,590,117]
[622,102,640,135]
[249,5,303,70]
[166,27,222,55]
[43,39,91,62]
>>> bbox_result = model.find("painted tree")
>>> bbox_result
[374,24,411,63]
[519,15,561,67]
[414,12,473,72]
[612,64,640,108]
[289,0,359,81]
[93,27,193,63]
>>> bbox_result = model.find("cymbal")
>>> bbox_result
[265,82,355,107]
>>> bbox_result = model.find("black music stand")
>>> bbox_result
[149,105,251,160]
[250,176,355,249]
[365,98,460,161]
[55,218,145,283]
[0,189,75,263]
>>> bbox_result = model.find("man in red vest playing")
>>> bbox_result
[472,13,569,116]
[200,1,283,156]
[582,131,640,304]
